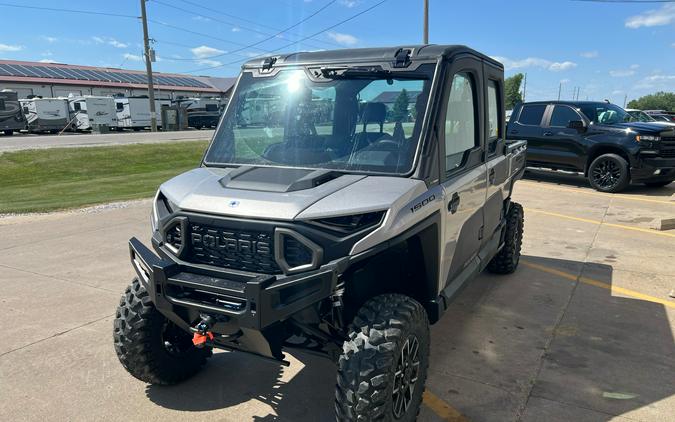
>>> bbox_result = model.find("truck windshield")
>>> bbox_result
[204,65,434,175]
[578,103,631,125]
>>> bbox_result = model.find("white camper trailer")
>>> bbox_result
[20,97,69,133]
[68,96,118,131]
[115,97,171,130]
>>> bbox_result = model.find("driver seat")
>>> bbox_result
[353,102,387,151]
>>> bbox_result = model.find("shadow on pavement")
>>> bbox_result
[524,169,675,197]
[145,255,674,421]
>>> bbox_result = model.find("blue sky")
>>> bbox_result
[0,0,673,105]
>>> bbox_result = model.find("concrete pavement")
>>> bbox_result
[0,129,214,152]
[0,174,673,421]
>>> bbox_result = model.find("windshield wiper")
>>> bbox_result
[318,66,424,80]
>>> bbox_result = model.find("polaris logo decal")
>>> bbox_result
[191,232,271,256]
[228,200,240,208]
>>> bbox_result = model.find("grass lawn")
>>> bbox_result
[0,141,209,213]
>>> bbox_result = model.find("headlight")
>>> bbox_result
[636,135,660,142]
[309,211,386,234]
[151,190,177,232]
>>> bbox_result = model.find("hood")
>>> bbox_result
[160,166,427,221]
[609,122,668,133]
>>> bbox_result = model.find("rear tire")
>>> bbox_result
[488,202,524,274]
[588,153,630,193]
[335,294,430,422]
[644,180,673,188]
[113,278,211,385]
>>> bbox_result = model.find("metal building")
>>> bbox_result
[0,60,235,100]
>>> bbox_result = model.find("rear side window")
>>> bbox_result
[518,104,546,126]
[550,105,581,127]
[487,80,500,155]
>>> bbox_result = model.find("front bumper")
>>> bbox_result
[631,155,675,182]
[129,237,342,359]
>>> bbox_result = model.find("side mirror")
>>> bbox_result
[567,120,586,132]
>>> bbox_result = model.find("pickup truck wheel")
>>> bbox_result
[644,180,673,188]
[588,154,630,193]
[113,278,211,385]
[335,294,429,422]
[487,202,524,274]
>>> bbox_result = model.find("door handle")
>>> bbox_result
[543,131,553,136]
[448,192,460,214]
[489,168,496,184]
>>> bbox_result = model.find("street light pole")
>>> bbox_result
[423,0,429,44]
[140,0,158,132]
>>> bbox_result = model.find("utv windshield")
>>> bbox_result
[204,65,434,175]
[578,103,631,125]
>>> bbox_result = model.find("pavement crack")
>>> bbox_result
[0,313,113,358]
[0,263,118,294]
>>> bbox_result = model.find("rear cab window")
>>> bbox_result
[517,104,547,126]
[486,80,500,155]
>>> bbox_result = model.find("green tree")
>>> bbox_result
[391,89,410,122]
[504,73,524,110]
[627,92,675,112]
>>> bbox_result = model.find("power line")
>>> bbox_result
[185,0,389,74]
[177,0,344,48]
[571,0,675,3]
[0,2,137,18]
[152,0,337,54]
[151,0,338,61]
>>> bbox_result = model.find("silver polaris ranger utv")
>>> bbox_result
[114,45,527,421]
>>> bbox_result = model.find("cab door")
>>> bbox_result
[541,104,588,171]
[439,58,488,292]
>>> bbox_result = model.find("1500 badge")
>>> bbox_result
[410,194,435,213]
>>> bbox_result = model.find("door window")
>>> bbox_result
[550,105,581,127]
[445,73,477,172]
[517,104,546,126]
[487,80,500,155]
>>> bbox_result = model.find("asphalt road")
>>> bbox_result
[0,173,673,421]
[0,129,214,152]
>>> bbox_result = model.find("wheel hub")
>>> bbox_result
[592,159,621,189]
[392,335,420,419]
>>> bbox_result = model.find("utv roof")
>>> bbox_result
[521,100,616,106]
[242,44,503,69]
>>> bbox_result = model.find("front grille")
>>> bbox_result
[187,223,281,274]
[660,137,675,157]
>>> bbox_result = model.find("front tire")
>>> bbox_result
[113,278,211,385]
[588,153,630,193]
[488,202,524,274]
[335,294,430,422]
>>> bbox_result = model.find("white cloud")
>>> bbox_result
[41,36,58,43]
[92,36,128,48]
[580,51,598,59]
[231,27,241,32]
[0,43,22,52]
[197,59,222,67]
[92,36,105,44]
[609,66,637,77]
[109,40,128,48]
[123,53,143,61]
[191,45,225,59]
[611,90,623,95]
[327,31,358,46]
[492,56,577,72]
[339,0,359,7]
[559,78,570,84]
[192,16,211,22]
[625,4,675,29]
[38,59,57,63]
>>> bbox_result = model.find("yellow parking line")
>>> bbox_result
[519,181,674,206]
[522,261,675,309]
[525,208,675,238]
[423,390,469,421]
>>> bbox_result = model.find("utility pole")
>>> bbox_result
[522,73,527,102]
[623,94,628,108]
[557,82,562,101]
[140,0,158,132]
[423,0,429,44]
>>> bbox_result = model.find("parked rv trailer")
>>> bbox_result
[0,90,26,135]
[20,97,68,133]
[175,97,221,129]
[115,97,171,130]
[69,96,118,131]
